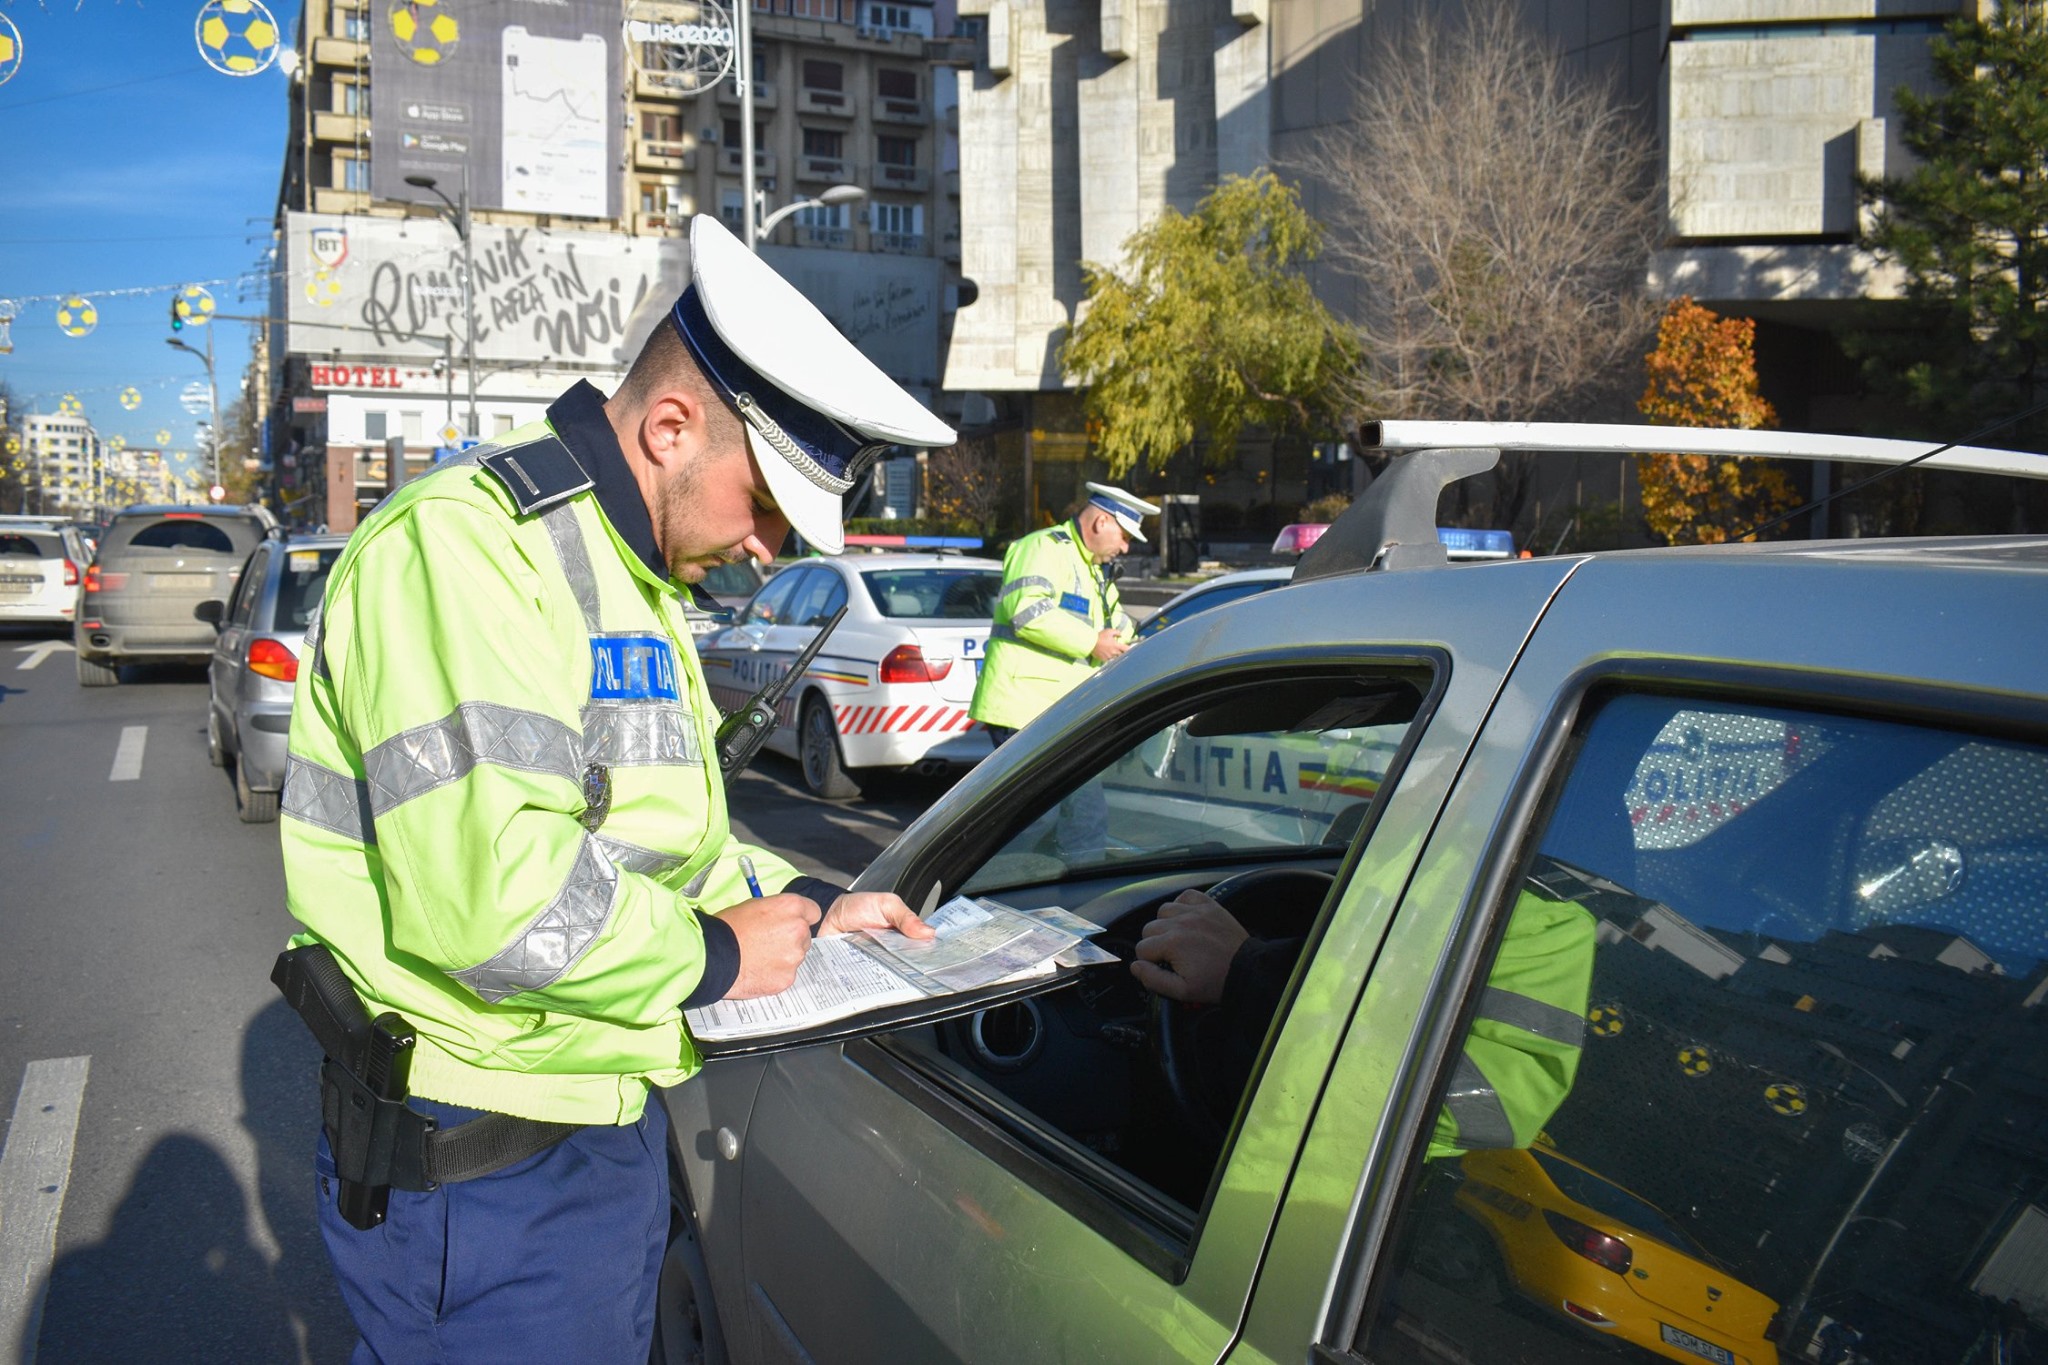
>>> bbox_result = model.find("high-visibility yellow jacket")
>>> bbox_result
[1427,887,1596,1159]
[968,520,1135,731]
[280,415,802,1126]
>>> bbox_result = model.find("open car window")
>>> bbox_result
[1358,691,2048,1365]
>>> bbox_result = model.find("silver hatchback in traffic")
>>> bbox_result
[202,534,345,822]
[75,505,274,685]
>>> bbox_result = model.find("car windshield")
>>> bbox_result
[1529,1149,1704,1256]
[699,560,761,597]
[272,546,342,630]
[861,568,1000,619]
[965,675,1425,892]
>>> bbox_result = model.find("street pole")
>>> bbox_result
[461,161,478,439]
[738,0,757,253]
[206,323,221,494]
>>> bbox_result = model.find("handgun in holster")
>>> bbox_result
[272,943,580,1231]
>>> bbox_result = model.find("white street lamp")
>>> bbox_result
[757,184,867,242]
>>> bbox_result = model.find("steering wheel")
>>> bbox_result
[1151,866,1336,1147]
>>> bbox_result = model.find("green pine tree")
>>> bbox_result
[1060,171,1359,477]
[1856,4,2048,439]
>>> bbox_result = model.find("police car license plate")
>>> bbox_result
[1660,1324,1734,1365]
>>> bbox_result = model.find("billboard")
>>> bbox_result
[372,0,623,219]
[286,212,686,369]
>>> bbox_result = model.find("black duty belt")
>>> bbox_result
[273,943,584,1229]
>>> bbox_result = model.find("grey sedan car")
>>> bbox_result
[202,534,345,822]
[654,423,2048,1365]
[75,504,274,685]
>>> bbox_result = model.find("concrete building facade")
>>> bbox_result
[940,0,1980,529]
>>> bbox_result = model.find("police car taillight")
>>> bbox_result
[62,558,78,587]
[880,645,952,684]
[247,637,298,683]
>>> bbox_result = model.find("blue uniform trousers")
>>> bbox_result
[315,1094,670,1364]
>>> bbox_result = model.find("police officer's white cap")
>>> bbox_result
[670,215,956,554]
[1082,481,1161,543]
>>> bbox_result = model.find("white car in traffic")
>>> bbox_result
[698,552,1002,798]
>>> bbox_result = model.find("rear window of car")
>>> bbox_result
[0,532,61,558]
[271,546,343,630]
[861,568,1000,619]
[105,516,263,558]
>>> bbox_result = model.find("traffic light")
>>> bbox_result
[169,293,184,332]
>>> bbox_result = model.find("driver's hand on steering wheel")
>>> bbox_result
[1130,890,1250,1005]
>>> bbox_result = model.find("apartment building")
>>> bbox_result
[272,0,963,530]
[22,412,100,518]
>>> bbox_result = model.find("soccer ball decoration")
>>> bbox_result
[156,429,173,445]
[195,0,282,76]
[174,284,217,328]
[120,387,143,411]
[0,14,23,89]
[59,394,83,415]
[305,268,344,308]
[389,0,460,66]
[56,297,98,338]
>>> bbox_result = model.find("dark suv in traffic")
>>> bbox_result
[75,505,274,686]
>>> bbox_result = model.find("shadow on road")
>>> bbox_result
[24,1002,354,1365]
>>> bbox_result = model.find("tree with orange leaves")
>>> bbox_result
[1636,297,1800,544]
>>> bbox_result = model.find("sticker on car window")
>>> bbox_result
[289,550,321,574]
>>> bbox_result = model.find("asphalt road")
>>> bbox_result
[0,622,950,1364]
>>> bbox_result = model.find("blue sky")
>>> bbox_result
[0,0,302,461]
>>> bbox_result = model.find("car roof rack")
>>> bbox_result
[1297,420,2048,584]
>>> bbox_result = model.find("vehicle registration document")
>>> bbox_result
[686,897,1102,1042]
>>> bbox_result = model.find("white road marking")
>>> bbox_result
[0,1056,91,1365]
[109,726,147,782]
[12,642,72,671]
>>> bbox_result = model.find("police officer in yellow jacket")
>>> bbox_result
[279,215,952,1362]
[969,481,1160,743]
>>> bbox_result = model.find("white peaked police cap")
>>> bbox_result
[1082,481,1161,543]
[669,215,956,554]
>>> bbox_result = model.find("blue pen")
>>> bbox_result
[738,855,764,898]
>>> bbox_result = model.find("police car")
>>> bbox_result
[656,423,2048,1365]
[697,552,1002,798]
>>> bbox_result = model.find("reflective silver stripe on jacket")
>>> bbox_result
[1441,1052,1515,1150]
[1476,986,1585,1047]
[595,835,688,881]
[450,835,620,1002]
[364,702,582,816]
[1010,599,1056,628]
[281,753,377,844]
[1000,575,1054,598]
[542,501,603,634]
[581,702,702,767]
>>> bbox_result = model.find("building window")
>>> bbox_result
[872,202,922,235]
[721,117,766,146]
[338,81,365,115]
[720,189,745,231]
[877,68,919,100]
[867,3,915,31]
[493,414,516,436]
[363,412,388,441]
[641,110,680,144]
[797,203,848,229]
[339,156,370,191]
[789,0,844,19]
[639,180,684,216]
[876,134,917,167]
[332,7,367,39]
[803,127,845,158]
[802,58,844,91]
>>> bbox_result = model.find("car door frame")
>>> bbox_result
[1233,549,2048,1365]
[210,544,269,756]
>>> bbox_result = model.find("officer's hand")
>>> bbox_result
[720,893,822,999]
[818,892,938,941]
[1130,890,1249,1006]
[1091,629,1129,664]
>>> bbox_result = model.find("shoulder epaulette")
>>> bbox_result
[1048,528,1071,544]
[479,435,594,516]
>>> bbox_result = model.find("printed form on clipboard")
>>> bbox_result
[685,896,1117,1046]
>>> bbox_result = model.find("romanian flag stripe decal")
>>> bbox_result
[1297,762,1381,797]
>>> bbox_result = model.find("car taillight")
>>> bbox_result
[62,559,78,587]
[247,637,299,682]
[83,564,100,593]
[879,644,953,684]
[1542,1210,1633,1276]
